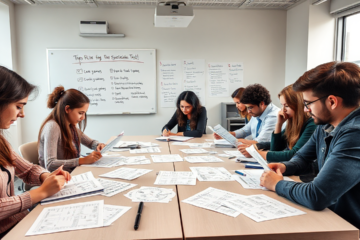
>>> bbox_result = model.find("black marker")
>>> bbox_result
[134,201,144,230]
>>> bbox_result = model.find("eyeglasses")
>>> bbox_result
[304,95,328,109]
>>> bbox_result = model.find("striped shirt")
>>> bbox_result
[0,143,48,234]
[38,120,99,173]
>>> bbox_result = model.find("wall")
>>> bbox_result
[14,6,286,147]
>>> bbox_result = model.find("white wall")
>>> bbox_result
[14,6,286,147]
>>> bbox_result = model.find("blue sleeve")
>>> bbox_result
[254,114,277,143]
[276,128,360,210]
[234,117,253,139]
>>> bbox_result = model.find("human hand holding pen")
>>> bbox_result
[162,128,170,137]
[79,151,102,165]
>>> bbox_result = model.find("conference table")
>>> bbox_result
[4,134,359,240]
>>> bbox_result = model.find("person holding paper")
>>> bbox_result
[231,88,251,124]
[215,84,279,145]
[0,66,71,238]
[162,91,207,138]
[260,62,360,229]
[38,86,106,173]
[240,85,317,162]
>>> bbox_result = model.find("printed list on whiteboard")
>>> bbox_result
[159,60,182,108]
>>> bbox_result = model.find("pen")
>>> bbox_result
[245,164,264,169]
[134,201,144,230]
[228,156,236,159]
[235,170,246,176]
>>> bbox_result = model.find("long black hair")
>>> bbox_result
[176,91,202,130]
[0,66,37,166]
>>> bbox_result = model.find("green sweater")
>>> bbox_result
[266,118,317,163]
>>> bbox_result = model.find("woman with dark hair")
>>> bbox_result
[38,86,105,173]
[231,88,251,124]
[0,66,70,238]
[162,91,207,138]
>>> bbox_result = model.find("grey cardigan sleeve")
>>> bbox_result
[39,121,79,172]
[78,128,99,150]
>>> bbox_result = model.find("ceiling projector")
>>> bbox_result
[154,2,194,28]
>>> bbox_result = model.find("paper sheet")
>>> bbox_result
[207,62,229,97]
[26,200,104,236]
[183,59,206,105]
[159,60,183,108]
[129,147,161,154]
[97,178,137,197]
[151,154,183,163]
[212,124,238,147]
[114,156,151,166]
[182,187,244,217]
[99,167,152,180]
[81,156,122,168]
[245,145,271,170]
[124,186,176,203]
[103,204,131,226]
[154,171,197,185]
[180,149,208,154]
[184,156,224,163]
[189,167,234,181]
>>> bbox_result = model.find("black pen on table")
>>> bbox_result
[134,201,144,230]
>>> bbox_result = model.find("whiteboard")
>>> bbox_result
[47,49,156,115]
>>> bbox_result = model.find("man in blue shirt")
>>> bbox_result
[261,61,360,229]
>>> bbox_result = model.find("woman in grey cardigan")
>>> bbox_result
[38,86,105,172]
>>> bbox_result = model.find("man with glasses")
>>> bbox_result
[260,61,360,229]
[215,84,279,145]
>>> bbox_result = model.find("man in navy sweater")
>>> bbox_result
[260,61,360,229]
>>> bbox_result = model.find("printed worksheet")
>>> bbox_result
[180,149,209,154]
[129,147,161,154]
[190,167,234,181]
[184,156,224,163]
[81,156,121,168]
[103,204,131,226]
[245,145,270,170]
[99,168,152,180]
[151,154,183,163]
[26,200,104,236]
[182,187,244,217]
[114,156,151,166]
[154,171,197,185]
[68,171,96,183]
[223,194,306,222]
[124,186,176,203]
[97,178,137,197]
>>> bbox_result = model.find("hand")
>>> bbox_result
[79,151,102,165]
[268,163,286,174]
[39,167,67,198]
[162,129,170,137]
[213,133,222,140]
[96,143,106,151]
[260,169,284,191]
[277,109,289,126]
[238,144,251,157]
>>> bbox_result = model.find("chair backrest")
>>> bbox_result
[18,141,39,165]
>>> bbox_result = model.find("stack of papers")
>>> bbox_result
[129,147,161,154]
[185,156,224,163]
[183,187,306,222]
[189,167,234,181]
[233,170,294,190]
[41,172,104,205]
[156,136,194,142]
[180,149,209,154]
[151,154,183,163]
[154,171,197,185]
[124,186,176,203]
[214,139,236,148]
[223,150,257,163]
[171,142,212,148]
[97,178,137,197]
[99,168,152,180]
[26,200,131,236]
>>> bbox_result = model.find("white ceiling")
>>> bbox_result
[9,0,305,9]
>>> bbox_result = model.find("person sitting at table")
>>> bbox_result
[214,84,279,145]
[38,86,106,173]
[0,66,70,239]
[162,91,207,138]
[231,87,251,124]
[260,61,360,229]
[239,84,317,162]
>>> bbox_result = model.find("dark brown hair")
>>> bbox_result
[231,88,250,121]
[38,86,90,158]
[293,61,360,108]
[279,85,309,149]
[176,91,202,130]
[0,66,37,166]
[240,84,271,106]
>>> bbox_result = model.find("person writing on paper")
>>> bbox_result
[215,84,279,145]
[240,85,317,162]
[260,62,360,229]
[162,91,207,138]
[0,66,71,239]
[231,87,251,124]
[38,86,106,173]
